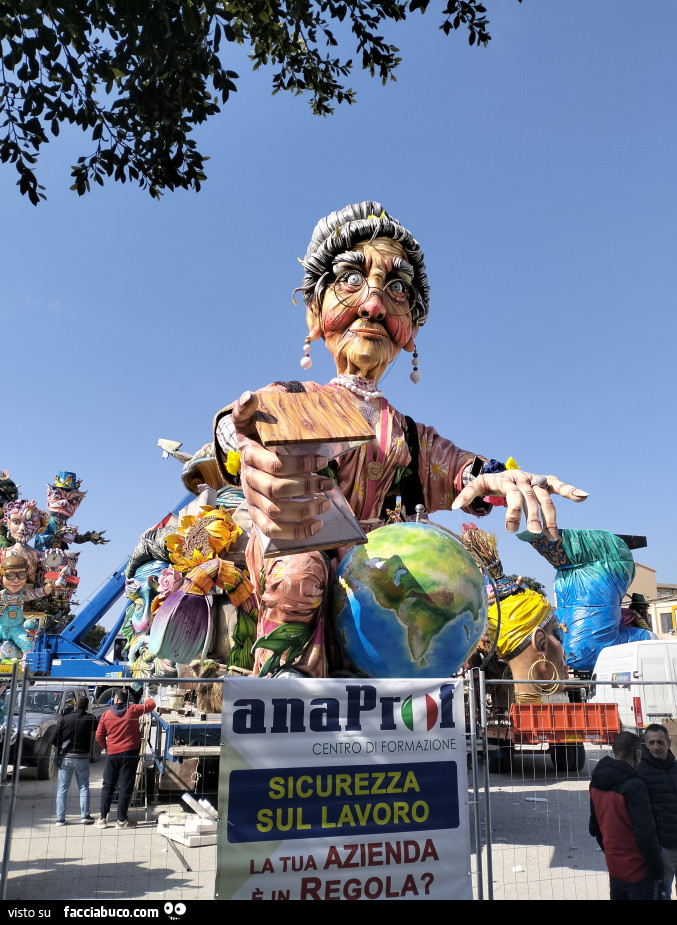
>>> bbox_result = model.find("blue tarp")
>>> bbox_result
[520,529,654,672]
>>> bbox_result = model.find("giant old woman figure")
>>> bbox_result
[213,202,588,678]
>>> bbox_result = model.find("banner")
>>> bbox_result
[215,677,472,900]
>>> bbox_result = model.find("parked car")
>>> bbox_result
[0,682,107,780]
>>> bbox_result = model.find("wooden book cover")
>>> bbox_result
[253,389,373,558]
[254,389,374,456]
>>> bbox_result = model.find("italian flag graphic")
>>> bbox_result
[401,693,438,731]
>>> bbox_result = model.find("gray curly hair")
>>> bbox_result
[300,201,430,328]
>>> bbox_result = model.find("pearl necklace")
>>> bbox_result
[330,374,384,401]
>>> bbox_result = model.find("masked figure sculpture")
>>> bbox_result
[1,499,50,586]
[211,202,588,678]
[0,548,62,660]
[34,472,108,553]
[30,471,108,624]
[120,506,258,685]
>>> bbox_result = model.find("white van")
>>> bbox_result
[589,639,677,733]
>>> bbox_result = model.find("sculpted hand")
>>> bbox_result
[451,470,588,541]
[232,391,335,541]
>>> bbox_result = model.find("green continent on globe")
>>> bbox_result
[334,522,488,679]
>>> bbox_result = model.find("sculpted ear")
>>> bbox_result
[402,327,419,353]
[532,627,547,654]
[305,305,323,341]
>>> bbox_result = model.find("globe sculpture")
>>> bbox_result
[333,521,488,678]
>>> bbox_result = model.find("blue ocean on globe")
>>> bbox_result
[333,521,488,678]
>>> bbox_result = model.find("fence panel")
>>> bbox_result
[470,676,677,900]
[0,677,220,902]
[2,675,675,902]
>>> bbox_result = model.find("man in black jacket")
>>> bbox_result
[638,723,677,900]
[54,695,96,826]
[589,730,663,900]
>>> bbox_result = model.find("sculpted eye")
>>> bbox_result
[384,278,413,309]
[339,271,364,289]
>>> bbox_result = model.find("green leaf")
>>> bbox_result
[0,0,498,202]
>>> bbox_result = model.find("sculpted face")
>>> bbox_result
[308,238,417,381]
[46,485,85,519]
[1,554,29,594]
[507,617,569,700]
[3,570,27,594]
[5,511,29,544]
[3,501,45,545]
[541,619,568,686]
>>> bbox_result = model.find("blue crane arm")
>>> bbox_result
[96,604,132,660]
[60,559,130,644]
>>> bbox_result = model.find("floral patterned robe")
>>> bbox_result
[246,381,481,677]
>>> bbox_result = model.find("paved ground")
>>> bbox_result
[1,759,217,902]
[478,746,610,900]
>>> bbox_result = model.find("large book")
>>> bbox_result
[253,389,374,558]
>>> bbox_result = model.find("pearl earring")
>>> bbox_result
[410,346,421,383]
[300,335,312,370]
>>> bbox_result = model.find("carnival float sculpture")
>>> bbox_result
[0,470,109,657]
[2,499,50,585]
[119,489,258,699]
[198,201,589,680]
[517,528,655,673]
[457,522,656,710]
[34,471,108,553]
[121,203,593,684]
[0,547,64,660]
[29,471,108,624]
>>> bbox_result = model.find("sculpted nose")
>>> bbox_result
[358,288,386,320]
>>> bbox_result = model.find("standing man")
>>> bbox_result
[94,688,155,829]
[55,695,95,826]
[637,723,677,899]
[589,730,663,900]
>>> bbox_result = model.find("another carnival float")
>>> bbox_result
[0,471,108,670]
[460,523,653,771]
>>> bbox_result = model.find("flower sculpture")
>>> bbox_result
[148,558,256,665]
[165,506,241,573]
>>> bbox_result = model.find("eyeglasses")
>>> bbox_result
[331,271,416,317]
[4,571,27,581]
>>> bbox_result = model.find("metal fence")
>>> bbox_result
[470,674,677,900]
[470,674,612,901]
[0,671,673,902]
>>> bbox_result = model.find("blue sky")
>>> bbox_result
[1,1,675,626]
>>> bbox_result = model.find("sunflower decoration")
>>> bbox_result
[165,506,242,573]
